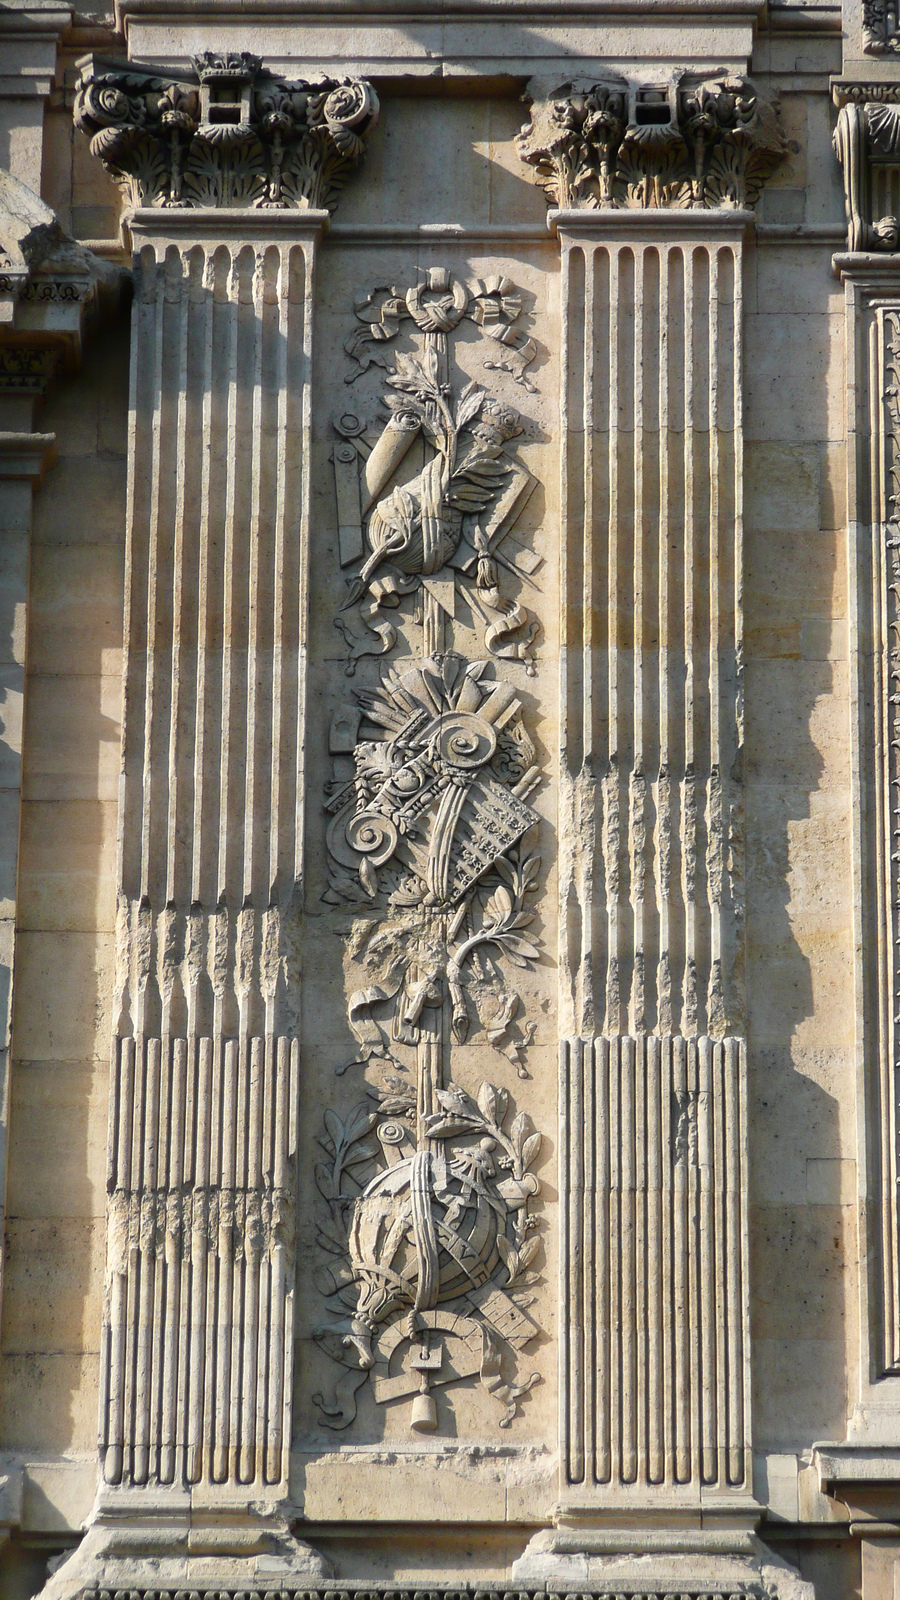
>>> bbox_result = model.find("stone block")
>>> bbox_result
[1,1218,104,1353]
[750,1202,847,1341]
[22,1457,96,1535]
[744,312,845,444]
[18,799,117,933]
[27,543,124,678]
[5,1059,108,1218]
[10,931,114,1064]
[0,1353,99,1453]
[22,676,121,803]
[32,457,128,548]
[752,1338,848,1450]
[819,441,848,531]
[744,440,821,534]
[744,658,849,789]
[807,1157,856,1206]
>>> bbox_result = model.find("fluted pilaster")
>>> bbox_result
[553,209,753,1521]
[98,212,323,1496]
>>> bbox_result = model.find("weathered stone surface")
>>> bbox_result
[0,2,889,1599]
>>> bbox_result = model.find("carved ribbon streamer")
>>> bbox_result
[347,981,403,1049]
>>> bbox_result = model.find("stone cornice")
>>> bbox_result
[517,72,788,213]
[112,0,767,20]
[126,203,330,241]
[0,431,56,484]
[74,52,379,214]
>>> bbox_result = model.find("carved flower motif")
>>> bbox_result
[323,79,380,156]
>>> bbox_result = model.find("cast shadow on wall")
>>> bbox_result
[742,259,850,1453]
[0,315,129,1495]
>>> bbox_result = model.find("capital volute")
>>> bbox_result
[73,53,379,214]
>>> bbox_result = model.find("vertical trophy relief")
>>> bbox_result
[309,266,549,1438]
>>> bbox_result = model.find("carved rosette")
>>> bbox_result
[74,51,379,211]
[517,72,788,211]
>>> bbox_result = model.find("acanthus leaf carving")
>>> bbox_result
[74,53,379,212]
[517,71,788,212]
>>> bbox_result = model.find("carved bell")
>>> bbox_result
[410,1390,438,1432]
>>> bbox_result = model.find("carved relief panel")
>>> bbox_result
[298,250,558,1454]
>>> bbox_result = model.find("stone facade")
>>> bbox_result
[0,0,894,1596]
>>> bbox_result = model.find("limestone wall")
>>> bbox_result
[0,4,893,1599]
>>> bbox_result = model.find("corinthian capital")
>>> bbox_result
[74,52,379,213]
[517,72,788,212]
